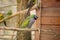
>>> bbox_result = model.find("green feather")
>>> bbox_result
[30,14,35,18]
[21,19,30,28]
[21,14,35,28]
[7,10,12,15]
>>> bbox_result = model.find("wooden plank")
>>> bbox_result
[41,0,60,40]
[42,8,60,16]
[35,9,40,40]
[41,25,60,34]
[42,0,60,7]
[41,34,60,40]
[41,25,60,40]
[42,17,60,25]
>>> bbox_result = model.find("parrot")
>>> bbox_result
[0,10,12,26]
[7,10,12,15]
[0,13,7,26]
[20,14,38,28]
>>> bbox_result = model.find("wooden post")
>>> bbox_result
[35,9,40,40]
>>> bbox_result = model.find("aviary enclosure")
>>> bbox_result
[0,0,60,40]
[0,0,40,40]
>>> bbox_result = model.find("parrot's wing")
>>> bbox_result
[21,19,30,28]
[27,18,35,28]
[7,10,12,15]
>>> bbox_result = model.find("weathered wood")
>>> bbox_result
[42,8,60,16]
[42,17,60,25]
[41,0,60,40]
[42,0,60,7]
[41,25,60,34]
[35,9,40,40]
[41,7,60,40]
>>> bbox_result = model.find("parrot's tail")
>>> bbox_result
[4,21,7,27]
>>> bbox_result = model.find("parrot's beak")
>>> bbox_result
[34,15,38,20]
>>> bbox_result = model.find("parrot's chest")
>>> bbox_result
[27,18,35,28]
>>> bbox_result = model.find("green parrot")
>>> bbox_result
[20,14,38,28]
[0,13,7,26]
[0,10,12,26]
[7,10,12,15]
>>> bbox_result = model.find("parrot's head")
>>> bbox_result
[34,15,38,20]
[30,14,38,20]
[7,10,12,15]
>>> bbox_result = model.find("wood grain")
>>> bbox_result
[42,0,60,7]
[42,17,60,25]
[42,8,60,16]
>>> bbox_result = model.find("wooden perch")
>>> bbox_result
[0,4,38,23]
[0,27,39,31]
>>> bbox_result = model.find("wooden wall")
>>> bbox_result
[41,0,60,40]
[42,0,60,7]
[35,9,40,40]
